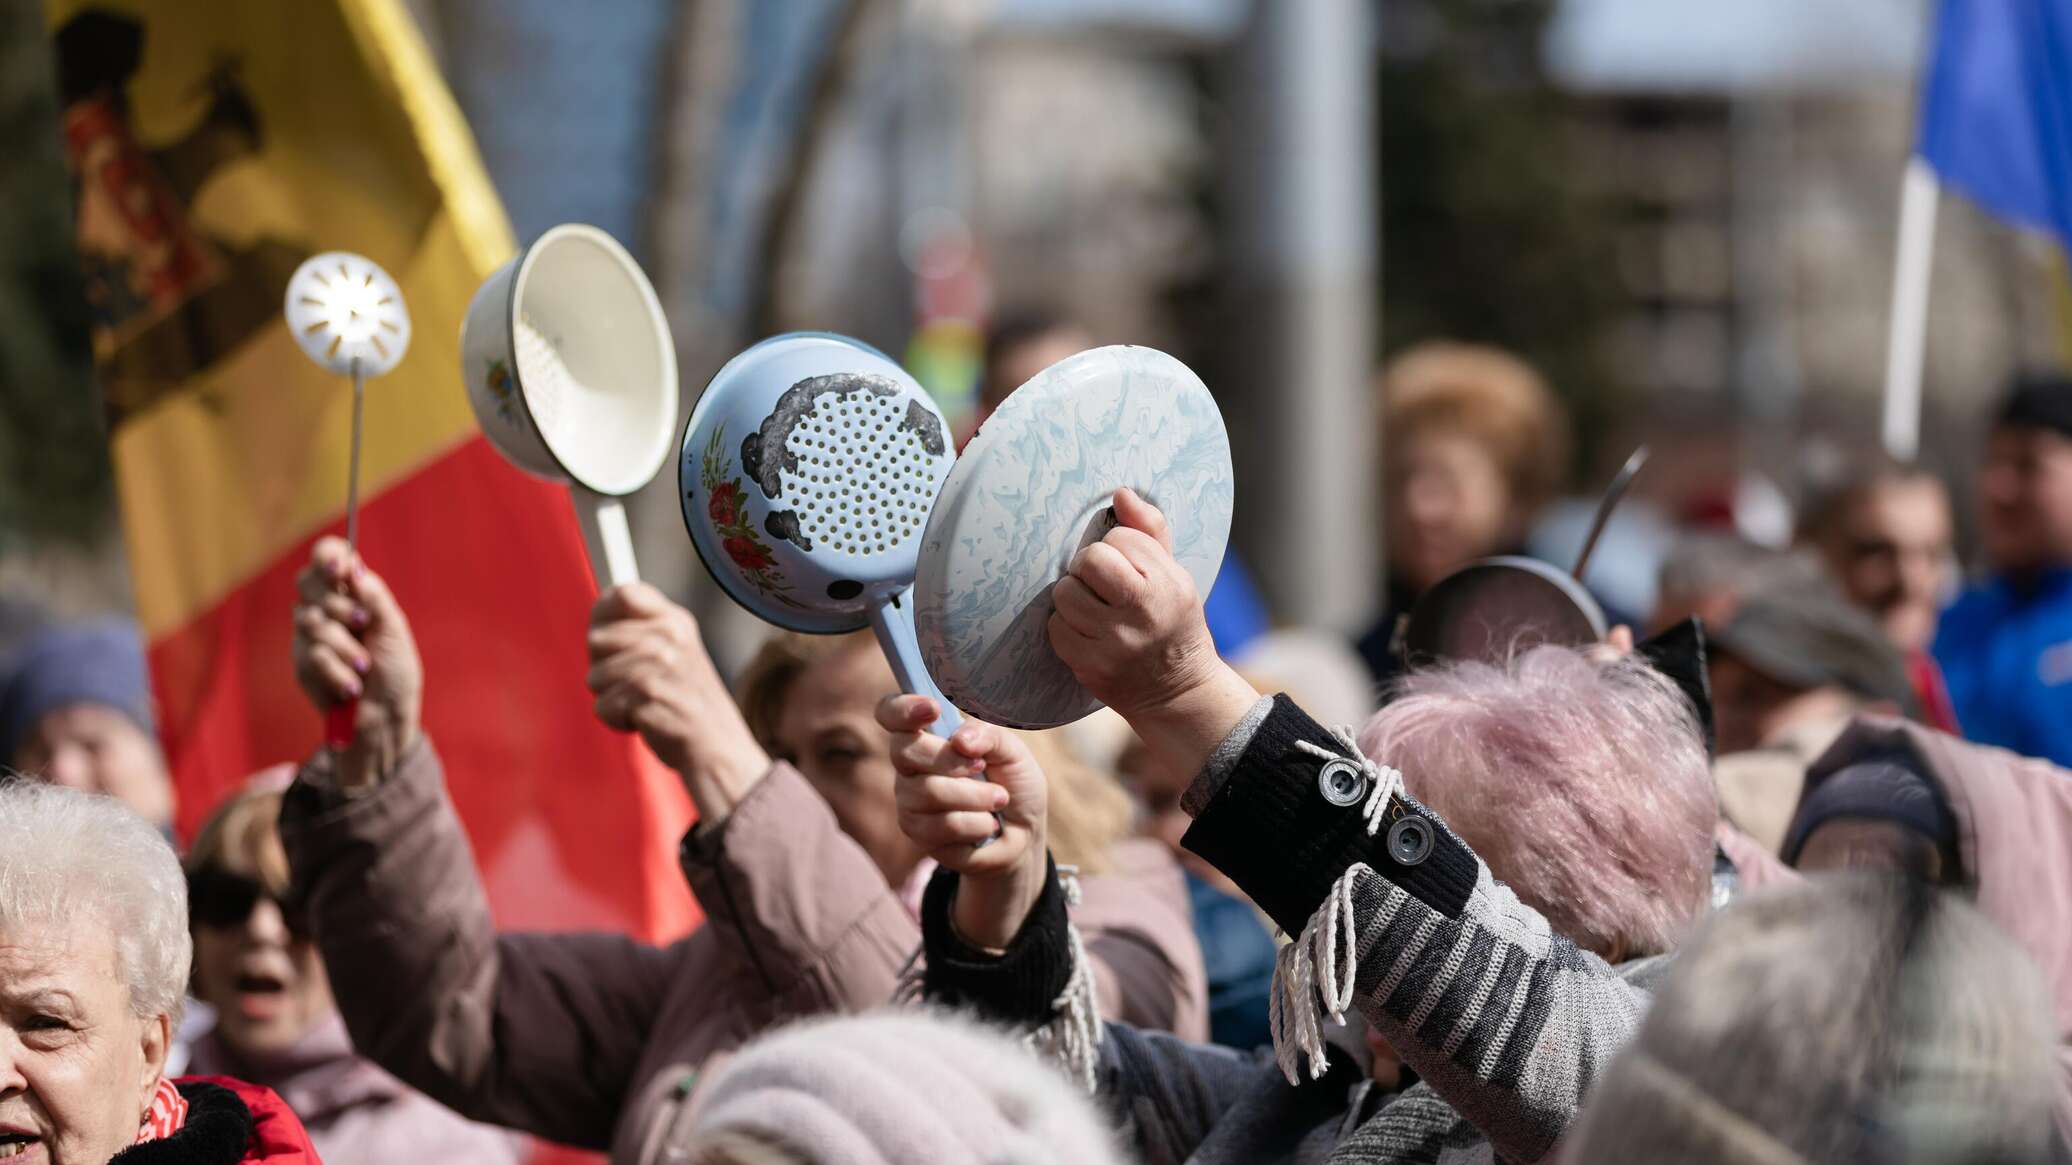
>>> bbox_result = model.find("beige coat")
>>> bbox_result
[280,740,1204,1163]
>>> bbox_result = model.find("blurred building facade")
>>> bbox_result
[6,0,2068,640]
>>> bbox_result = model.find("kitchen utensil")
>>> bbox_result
[1400,444,1652,667]
[283,251,411,747]
[679,332,962,736]
[913,345,1234,729]
[459,223,678,590]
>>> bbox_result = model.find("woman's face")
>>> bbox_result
[770,640,929,888]
[189,859,334,1057]
[0,923,169,1164]
[1389,431,1515,594]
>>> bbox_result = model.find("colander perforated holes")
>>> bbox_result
[776,389,937,558]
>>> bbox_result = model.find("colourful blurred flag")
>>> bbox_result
[1917,0,2072,247]
[44,0,696,944]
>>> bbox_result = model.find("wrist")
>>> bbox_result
[677,732,771,822]
[951,829,1050,952]
[1123,660,1261,782]
[336,714,420,791]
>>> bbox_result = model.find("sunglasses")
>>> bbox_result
[186,868,309,937]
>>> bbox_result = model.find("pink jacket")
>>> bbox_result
[280,740,1204,1164]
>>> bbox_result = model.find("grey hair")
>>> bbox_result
[1566,875,2060,1164]
[0,779,190,1023]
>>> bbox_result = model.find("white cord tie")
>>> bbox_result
[1026,922,1101,1092]
[1272,727,1403,1083]
[1294,725,1403,839]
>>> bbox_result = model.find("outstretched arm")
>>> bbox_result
[1046,490,1651,1164]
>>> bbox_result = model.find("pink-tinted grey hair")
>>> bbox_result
[1357,647,1715,959]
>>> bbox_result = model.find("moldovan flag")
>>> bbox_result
[45,0,698,942]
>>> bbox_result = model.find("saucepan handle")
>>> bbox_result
[572,488,641,591]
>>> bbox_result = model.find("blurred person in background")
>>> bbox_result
[1563,875,2064,1164]
[279,536,1204,1162]
[0,778,321,1163]
[735,630,1206,1040]
[184,772,522,1163]
[1356,341,1575,685]
[0,617,175,834]
[968,308,1273,656]
[1783,716,2072,1135]
[1708,586,1921,854]
[1935,371,2072,766]
[1797,450,1960,731]
[1650,531,1823,635]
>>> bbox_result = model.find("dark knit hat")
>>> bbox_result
[0,619,155,765]
[1711,586,1919,713]
[1781,758,1957,867]
[1994,371,2072,439]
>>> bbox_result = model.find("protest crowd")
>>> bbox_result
[4,2,2072,1164]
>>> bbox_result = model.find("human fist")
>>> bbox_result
[586,584,768,811]
[1047,488,1222,721]
[879,695,1049,950]
[293,539,421,786]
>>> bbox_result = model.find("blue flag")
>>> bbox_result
[1918,0,2072,247]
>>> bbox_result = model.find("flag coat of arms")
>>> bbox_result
[46,0,697,941]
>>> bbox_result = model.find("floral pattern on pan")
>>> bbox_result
[699,423,801,605]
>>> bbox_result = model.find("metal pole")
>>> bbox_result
[345,359,365,552]
[1882,158,1941,461]
[1224,0,1378,631]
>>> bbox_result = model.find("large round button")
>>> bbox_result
[1317,759,1367,806]
[1386,816,1434,866]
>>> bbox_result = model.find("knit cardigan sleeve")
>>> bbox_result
[1180,694,1650,1164]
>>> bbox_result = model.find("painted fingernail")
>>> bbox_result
[352,607,370,628]
[353,656,371,674]
[344,680,362,698]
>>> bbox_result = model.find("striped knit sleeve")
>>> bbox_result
[1181,695,1650,1164]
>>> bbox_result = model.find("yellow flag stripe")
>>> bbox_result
[336,0,515,275]
[50,0,520,636]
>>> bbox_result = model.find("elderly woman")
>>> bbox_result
[889,492,1717,1163]
[278,536,1203,1162]
[183,776,522,1163]
[0,778,318,1163]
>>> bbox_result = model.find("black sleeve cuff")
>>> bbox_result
[1181,694,1477,935]
[920,855,1074,1027]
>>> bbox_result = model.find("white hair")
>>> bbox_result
[0,779,189,1022]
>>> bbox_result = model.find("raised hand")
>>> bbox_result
[879,694,1049,950]
[1047,488,1261,785]
[293,538,422,788]
[586,583,768,818]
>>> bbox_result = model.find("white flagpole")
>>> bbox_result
[1882,158,1942,460]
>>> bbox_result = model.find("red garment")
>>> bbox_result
[137,1078,189,1142]
[1907,649,1961,735]
[180,1077,323,1164]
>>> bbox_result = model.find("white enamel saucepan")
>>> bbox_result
[459,223,678,590]
[679,332,963,738]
